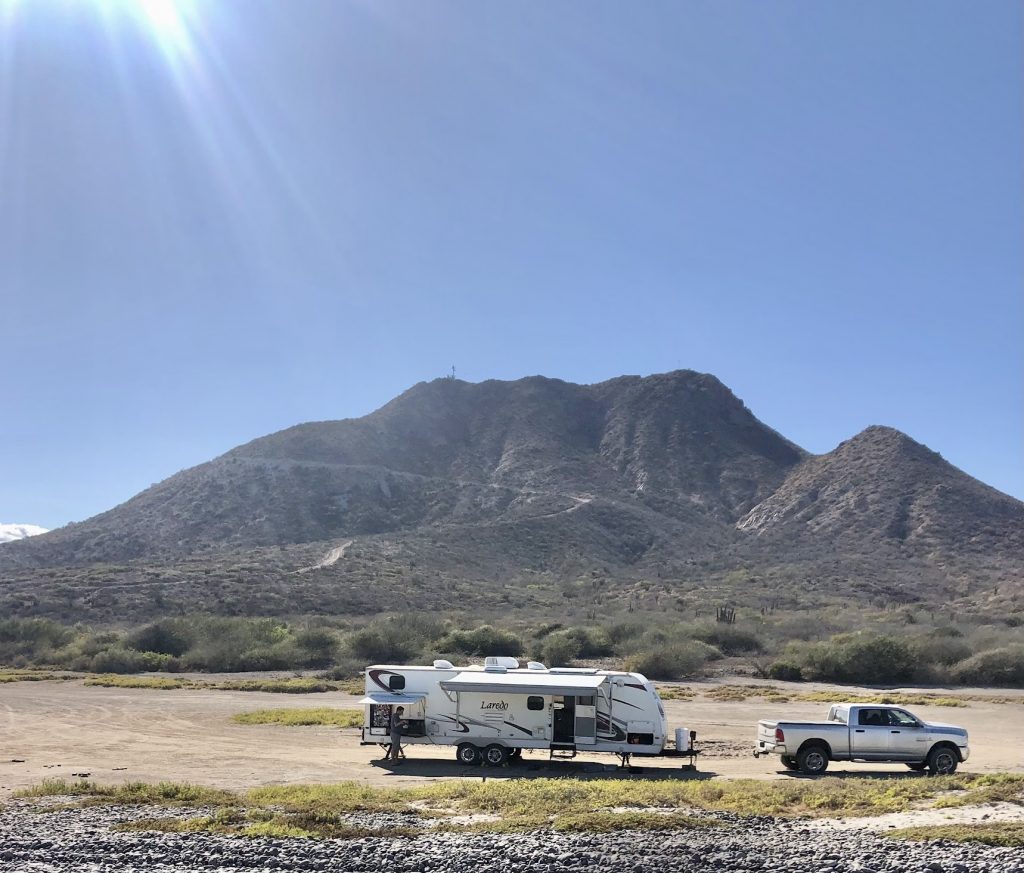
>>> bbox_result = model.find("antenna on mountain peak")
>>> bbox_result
[447,365,456,380]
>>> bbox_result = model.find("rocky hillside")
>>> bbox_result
[0,371,1020,622]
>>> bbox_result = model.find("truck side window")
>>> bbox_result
[527,696,544,711]
[859,709,883,726]
[889,710,918,727]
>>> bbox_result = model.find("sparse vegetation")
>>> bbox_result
[3,611,1024,691]
[885,823,1024,847]
[22,774,1024,836]
[231,707,362,727]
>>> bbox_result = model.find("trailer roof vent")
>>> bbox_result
[433,659,454,670]
[484,656,519,669]
[484,665,508,674]
[526,661,546,671]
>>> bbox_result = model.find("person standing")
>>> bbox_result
[387,706,407,762]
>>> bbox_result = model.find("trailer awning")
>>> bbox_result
[439,671,606,697]
[358,693,428,705]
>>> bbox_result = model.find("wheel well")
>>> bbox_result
[929,741,962,762]
[797,739,832,760]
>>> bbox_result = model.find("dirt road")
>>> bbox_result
[2,678,1022,798]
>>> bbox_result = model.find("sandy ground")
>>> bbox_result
[1,677,1022,803]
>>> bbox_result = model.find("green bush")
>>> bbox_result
[691,624,763,655]
[910,631,973,668]
[90,648,173,674]
[767,661,803,682]
[435,625,521,657]
[539,631,582,666]
[624,641,718,680]
[796,634,917,684]
[126,622,192,657]
[951,646,1024,687]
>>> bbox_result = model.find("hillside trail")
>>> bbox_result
[295,540,352,574]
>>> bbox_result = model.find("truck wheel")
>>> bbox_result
[781,756,799,771]
[456,743,481,766]
[905,762,927,772]
[927,746,958,775]
[797,745,829,775]
[483,744,509,766]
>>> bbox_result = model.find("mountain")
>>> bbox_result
[0,371,1020,622]
[0,524,49,544]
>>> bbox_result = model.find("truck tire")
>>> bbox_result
[797,745,829,775]
[927,745,958,775]
[905,762,927,772]
[484,744,509,766]
[456,743,481,766]
[781,756,799,771]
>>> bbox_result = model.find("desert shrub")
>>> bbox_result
[606,622,646,651]
[909,631,973,668]
[291,629,339,668]
[795,634,917,684]
[0,619,79,664]
[624,641,718,680]
[178,618,294,672]
[126,621,192,658]
[951,647,1024,687]
[90,647,173,674]
[767,661,803,682]
[435,625,521,657]
[691,624,763,655]
[346,628,419,664]
[532,626,611,663]
[538,630,582,666]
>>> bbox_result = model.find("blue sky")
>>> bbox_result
[1,0,1021,530]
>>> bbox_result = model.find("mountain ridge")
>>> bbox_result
[1,371,1020,623]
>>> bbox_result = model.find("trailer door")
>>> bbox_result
[575,694,597,745]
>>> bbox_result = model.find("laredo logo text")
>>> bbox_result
[480,701,509,711]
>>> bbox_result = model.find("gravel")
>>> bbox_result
[1,801,1022,873]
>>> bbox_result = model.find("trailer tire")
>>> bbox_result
[484,744,509,767]
[927,745,958,775]
[797,744,829,776]
[456,743,481,766]
[781,756,799,771]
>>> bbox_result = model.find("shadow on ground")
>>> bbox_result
[370,757,718,781]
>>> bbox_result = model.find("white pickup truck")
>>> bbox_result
[755,703,969,775]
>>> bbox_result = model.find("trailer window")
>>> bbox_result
[388,675,406,691]
[527,696,544,711]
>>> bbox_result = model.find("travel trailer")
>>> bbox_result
[360,656,697,766]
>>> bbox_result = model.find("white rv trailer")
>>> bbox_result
[360,656,697,767]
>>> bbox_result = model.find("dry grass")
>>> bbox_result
[21,774,1024,838]
[231,707,362,728]
[794,690,968,708]
[80,675,341,693]
[886,822,1024,847]
[0,670,72,683]
[655,686,696,701]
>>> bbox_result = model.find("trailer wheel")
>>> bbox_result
[927,746,958,775]
[484,744,509,767]
[456,743,481,766]
[796,745,829,775]
[781,756,799,771]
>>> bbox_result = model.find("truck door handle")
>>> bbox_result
[890,730,901,734]
[854,729,865,733]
